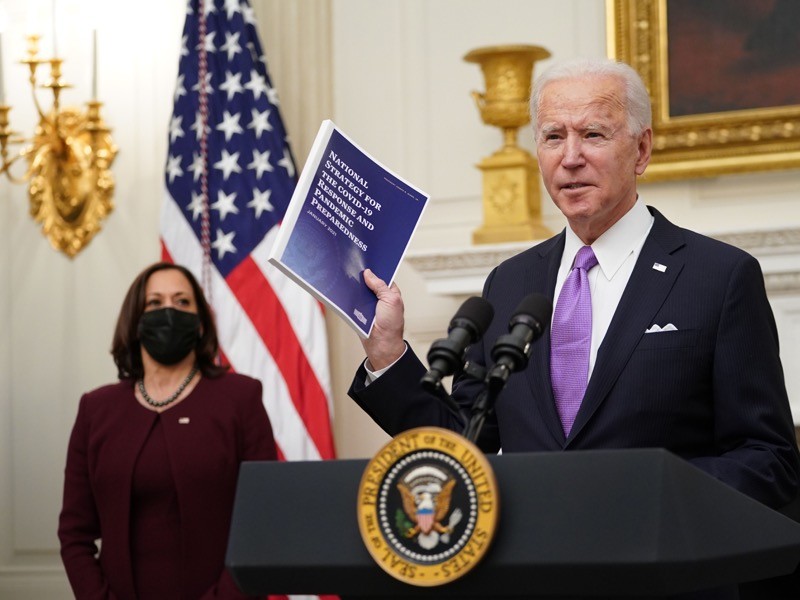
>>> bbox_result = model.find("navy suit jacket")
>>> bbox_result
[350,207,800,510]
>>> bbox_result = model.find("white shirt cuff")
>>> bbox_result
[363,343,409,384]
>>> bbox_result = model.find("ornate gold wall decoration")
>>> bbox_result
[0,35,117,258]
[608,0,800,181]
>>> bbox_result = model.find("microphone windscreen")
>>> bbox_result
[513,293,553,325]
[452,296,495,337]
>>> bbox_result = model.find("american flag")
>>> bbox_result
[160,0,336,464]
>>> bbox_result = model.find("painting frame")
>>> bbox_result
[607,0,800,181]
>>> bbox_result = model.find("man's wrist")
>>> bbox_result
[364,343,408,381]
[363,340,407,371]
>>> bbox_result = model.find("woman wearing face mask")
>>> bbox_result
[58,262,277,599]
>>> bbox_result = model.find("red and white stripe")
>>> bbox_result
[160,198,335,461]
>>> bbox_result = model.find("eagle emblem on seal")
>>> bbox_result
[396,465,463,550]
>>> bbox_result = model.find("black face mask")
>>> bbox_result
[137,307,201,366]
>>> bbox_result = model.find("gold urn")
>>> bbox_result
[464,44,551,244]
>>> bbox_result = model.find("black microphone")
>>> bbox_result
[487,293,552,386]
[421,296,495,394]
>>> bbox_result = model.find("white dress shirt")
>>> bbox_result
[554,198,654,380]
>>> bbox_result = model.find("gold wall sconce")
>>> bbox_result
[0,32,117,258]
[464,44,551,245]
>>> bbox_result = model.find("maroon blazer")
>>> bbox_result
[58,372,277,600]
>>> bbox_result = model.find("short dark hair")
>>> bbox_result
[111,262,228,380]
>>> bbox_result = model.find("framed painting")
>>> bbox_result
[607,0,800,181]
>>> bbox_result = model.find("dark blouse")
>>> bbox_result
[130,417,181,599]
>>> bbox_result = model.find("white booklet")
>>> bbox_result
[268,120,429,337]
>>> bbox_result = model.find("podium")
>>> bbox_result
[226,449,800,598]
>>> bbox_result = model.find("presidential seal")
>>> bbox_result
[357,427,499,586]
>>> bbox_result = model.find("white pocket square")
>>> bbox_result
[645,323,678,333]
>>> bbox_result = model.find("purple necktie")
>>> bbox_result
[550,245,598,436]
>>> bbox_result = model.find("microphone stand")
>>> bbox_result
[461,365,508,443]
[423,359,488,424]
[459,293,551,444]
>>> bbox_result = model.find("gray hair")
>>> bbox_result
[530,57,652,137]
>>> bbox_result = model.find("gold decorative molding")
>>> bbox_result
[607,0,800,181]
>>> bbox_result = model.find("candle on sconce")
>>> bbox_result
[91,29,97,99]
[0,32,5,105]
[52,0,58,56]
[0,6,7,106]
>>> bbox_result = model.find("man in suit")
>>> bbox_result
[348,58,800,516]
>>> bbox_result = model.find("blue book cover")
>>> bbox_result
[268,120,429,337]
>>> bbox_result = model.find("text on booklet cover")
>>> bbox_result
[269,121,429,337]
